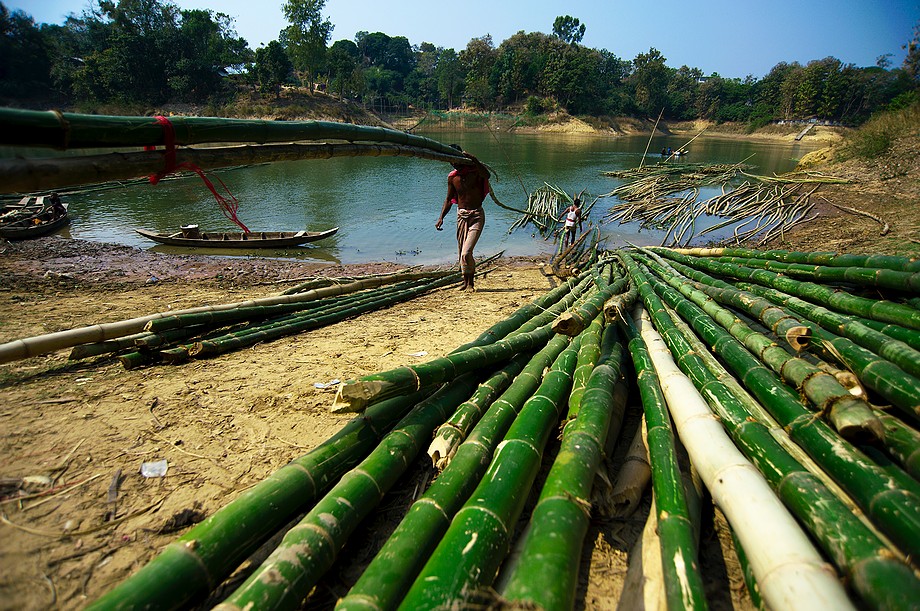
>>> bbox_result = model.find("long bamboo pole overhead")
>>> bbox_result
[0,107,464,152]
[0,142,467,193]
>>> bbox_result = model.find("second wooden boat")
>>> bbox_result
[135,225,338,248]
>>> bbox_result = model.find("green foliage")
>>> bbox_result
[254,40,293,96]
[837,102,920,161]
[2,1,914,124]
[282,0,332,87]
[552,15,585,45]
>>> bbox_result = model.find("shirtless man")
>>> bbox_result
[436,148,490,291]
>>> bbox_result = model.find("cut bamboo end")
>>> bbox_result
[331,379,391,413]
[784,325,811,351]
[427,428,460,470]
[603,299,625,324]
[551,312,584,337]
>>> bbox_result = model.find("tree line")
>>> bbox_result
[2,0,918,126]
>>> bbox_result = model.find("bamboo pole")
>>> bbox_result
[651,291,920,609]
[634,252,885,440]
[214,374,484,611]
[639,108,664,169]
[398,336,582,609]
[633,307,856,611]
[0,108,463,152]
[499,327,631,610]
[623,252,920,557]
[0,271,451,364]
[87,389,433,610]
[339,336,576,610]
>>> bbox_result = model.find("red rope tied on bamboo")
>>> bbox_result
[146,115,250,233]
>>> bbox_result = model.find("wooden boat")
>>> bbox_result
[135,225,338,248]
[0,196,70,240]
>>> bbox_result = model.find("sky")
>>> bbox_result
[8,0,920,79]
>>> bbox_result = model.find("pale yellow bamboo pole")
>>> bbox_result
[639,108,664,170]
[664,127,707,162]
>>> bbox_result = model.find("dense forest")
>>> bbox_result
[2,0,918,126]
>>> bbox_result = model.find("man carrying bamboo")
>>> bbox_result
[436,146,490,291]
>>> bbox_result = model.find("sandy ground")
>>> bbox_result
[0,238,753,610]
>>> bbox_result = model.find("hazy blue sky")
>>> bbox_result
[9,0,919,78]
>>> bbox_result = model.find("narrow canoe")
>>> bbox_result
[0,198,69,240]
[135,227,338,248]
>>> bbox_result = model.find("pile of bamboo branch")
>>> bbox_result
[602,163,849,247]
[83,245,920,611]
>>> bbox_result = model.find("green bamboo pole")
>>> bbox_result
[145,276,433,333]
[87,389,432,611]
[643,275,920,610]
[656,256,920,380]
[651,248,920,331]
[333,322,559,413]
[451,269,592,352]
[679,246,920,274]
[642,250,920,421]
[731,530,766,611]
[190,276,456,357]
[566,313,606,417]
[640,250,920,420]
[338,335,575,610]
[67,331,153,359]
[214,373,485,611]
[711,255,920,293]
[630,305,854,610]
[619,252,920,558]
[874,410,920,481]
[426,353,532,469]
[0,108,465,152]
[1,142,475,192]
[0,271,458,365]
[634,253,883,441]
[397,334,583,609]
[617,307,708,611]
[426,272,594,464]
[552,269,629,337]
[499,327,631,610]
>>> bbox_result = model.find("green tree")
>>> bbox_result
[629,47,669,116]
[492,31,550,105]
[169,9,251,101]
[552,15,585,45]
[406,41,439,106]
[0,5,55,99]
[435,47,462,108]
[282,0,332,90]
[460,34,496,108]
[253,40,292,97]
[326,38,360,99]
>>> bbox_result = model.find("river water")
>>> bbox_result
[42,131,818,265]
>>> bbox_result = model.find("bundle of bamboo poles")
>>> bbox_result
[0,264,494,367]
[0,108,475,192]
[602,162,848,247]
[84,246,919,611]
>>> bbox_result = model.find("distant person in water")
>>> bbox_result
[561,197,582,248]
[436,145,490,291]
